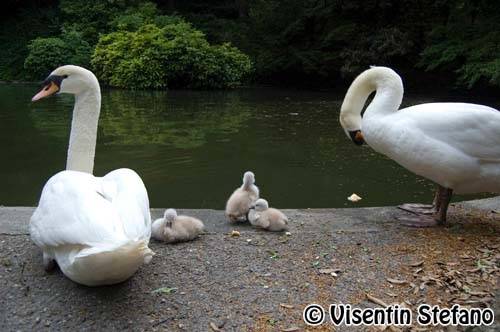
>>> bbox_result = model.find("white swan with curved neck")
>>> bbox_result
[340,66,500,226]
[30,65,153,286]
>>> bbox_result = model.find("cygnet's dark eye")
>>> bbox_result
[63,75,68,79]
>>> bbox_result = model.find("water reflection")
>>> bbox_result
[0,84,495,208]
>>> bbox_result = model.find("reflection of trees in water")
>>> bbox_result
[31,89,251,149]
[29,95,73,142]
[99,89,251,148]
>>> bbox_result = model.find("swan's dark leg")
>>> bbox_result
[437,188,453,225]
[397,185,451,227]
[433,186,441,211]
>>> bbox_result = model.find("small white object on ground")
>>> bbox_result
[348,193,362,202]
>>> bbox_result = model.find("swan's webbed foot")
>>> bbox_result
[398,203,436,215]
[396,215,438,227]
[43,253,56,272]
[397,186,453,227]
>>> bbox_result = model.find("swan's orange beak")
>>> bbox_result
[349,130,365,146]
[32,82,59,102]
[355,131,364,142]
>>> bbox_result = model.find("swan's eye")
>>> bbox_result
[63,75,68,79]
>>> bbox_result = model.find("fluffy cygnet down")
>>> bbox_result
[152,209,204,243]
[248,198,288,232]
[225,171,259,222]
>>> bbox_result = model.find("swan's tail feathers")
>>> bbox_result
[74,238,153,262]
[58,239,154,286]
[140,241,154,264]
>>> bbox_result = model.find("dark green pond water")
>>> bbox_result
[0,84,495,208]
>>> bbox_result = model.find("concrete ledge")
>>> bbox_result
[2,196,498,235]
[0,199,498,331]
[0,205,424,236]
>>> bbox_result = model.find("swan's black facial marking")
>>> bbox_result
[42,74,67,90]
[349,130,365,146]
[32,74,67,101]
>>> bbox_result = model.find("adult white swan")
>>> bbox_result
[340,66,500,227]
[30,65,153,286]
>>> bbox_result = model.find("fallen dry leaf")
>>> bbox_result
[281,327,300,332]
[280,303,294,309]
[318,268,339,277]
[386,277,407,285]
[413,268,423,276]
[209,322,221,331]
[468,290,490,296]
[366,293,388,307]
[318,268,335,274]
[230,230,240,237]
[409,260,424,267]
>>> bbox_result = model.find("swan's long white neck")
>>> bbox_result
[340,67,404,130]
[66,84,101,174]
[363,70,404,121]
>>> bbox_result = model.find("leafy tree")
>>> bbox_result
[24,30,92,79]
[0,3,59,80]
[59,0,143,44]
[419,0,500,88]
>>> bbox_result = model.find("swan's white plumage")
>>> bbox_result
[29,65,152,286]
[341,66,500,195]
[31,169,150,247]
[30,169,153,286]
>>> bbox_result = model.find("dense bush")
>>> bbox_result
[24,30,92,79]
[91,21,252,89]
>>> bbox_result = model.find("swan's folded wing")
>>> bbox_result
[30,170,128,249]
[400,103,500,161]
[101,168,151,241]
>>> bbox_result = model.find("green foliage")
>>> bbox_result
[92,21,252,89]
[110,2,160,31]
[24,30,92,79]
[59,0,143,44]
[3,0,500,89]
[244,0,424,82]
[92,25,168,89]
[191,43,253,89]
[419,1,500,88]
[0,4,60,80]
